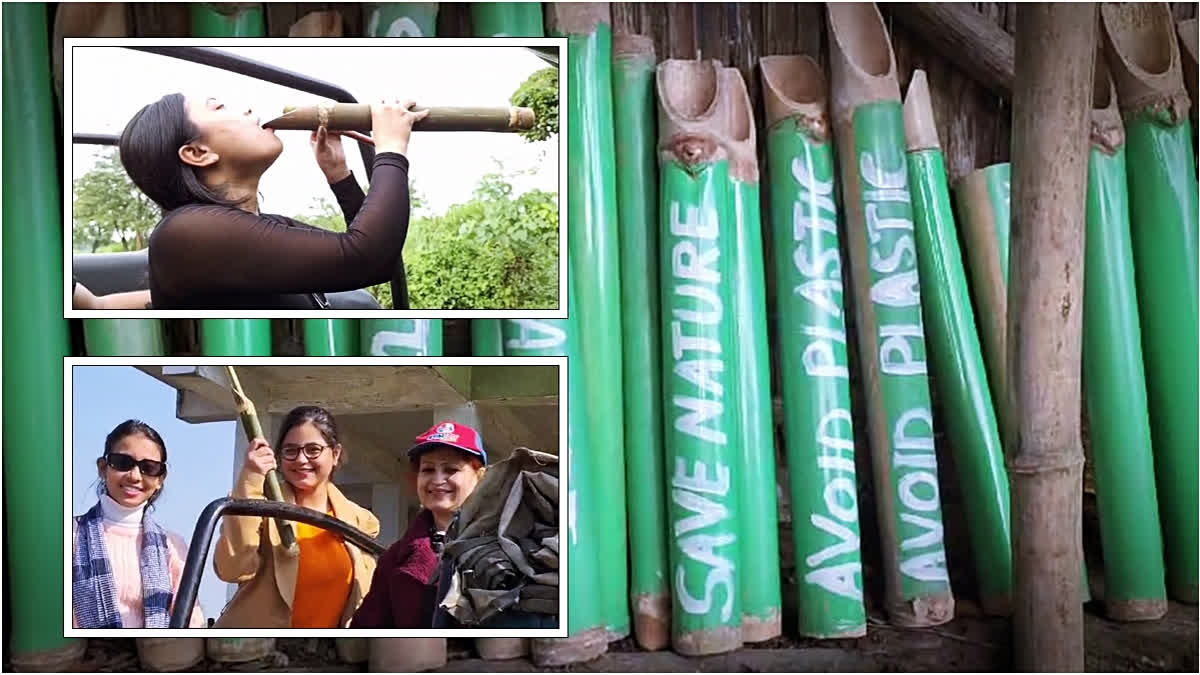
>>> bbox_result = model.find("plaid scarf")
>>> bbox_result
[72,501,173,628]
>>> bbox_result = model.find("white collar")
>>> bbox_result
[100,492,147,526]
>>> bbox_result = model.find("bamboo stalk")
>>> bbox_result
[263,103,536,133]
[225,365,299,556]
[287,10,343,37]
[888,3,1014,98]
[1007,4,1096,670]
[827,1,954,628]
[1101,1,1199,605]
[1180,19,1198,140]
[760,53,868,639]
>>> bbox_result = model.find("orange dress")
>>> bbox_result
[290,516,353,628]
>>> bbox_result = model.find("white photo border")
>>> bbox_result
[63,355,569,638]
[63,37,568,320]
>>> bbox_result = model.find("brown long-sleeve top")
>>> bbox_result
[147,152,410,309]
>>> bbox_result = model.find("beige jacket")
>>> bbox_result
[212,467,380,628]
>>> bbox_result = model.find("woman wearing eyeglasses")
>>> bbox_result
[72,419,205,628]
[212,405,380,628]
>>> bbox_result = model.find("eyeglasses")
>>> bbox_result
[105,452,166,478]
[280,443,330,461]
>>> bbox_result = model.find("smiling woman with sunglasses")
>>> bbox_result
[72,420,205,628]
[211,405,379,628]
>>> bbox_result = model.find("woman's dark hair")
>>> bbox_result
[275,405,345,472]
[118,93,240,212]
[97,419,168,508]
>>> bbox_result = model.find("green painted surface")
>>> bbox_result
[200,320,272,356]
[364,2,439,36]
[501,319,567,356]
[470,2,543,36]
[660,159,741,645]
[612,43,669,613]
[765,119,866,637]
[471,319,504,356]
[567,264,605,634]
[1084,142,1168,608]
[851,102,951,602]
[83,320,166,356]
[1124,111,1200,602]
[729,178,781,632]
[360,319,443,356]
[558,20,630,637]
[3,2,79,658]
[303,319,359,356]
[190,3,266,36]
[908,149,1011,609]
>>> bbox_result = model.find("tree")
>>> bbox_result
[72,149,160,252]
[510,67,559,142]
[291,168,558,310]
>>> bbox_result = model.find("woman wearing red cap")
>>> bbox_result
[351,421,487,628]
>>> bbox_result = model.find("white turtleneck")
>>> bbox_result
[71,493,205,628]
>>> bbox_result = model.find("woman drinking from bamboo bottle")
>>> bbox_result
[212,406,380,628]
[117,94,427,309]
[72,420,205,628]
[350,421,488,628]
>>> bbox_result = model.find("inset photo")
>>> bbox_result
[65,40,564,317]
[65,359,565,638]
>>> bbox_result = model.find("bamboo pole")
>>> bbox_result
[722,66,782,644]
[760,54,868,639]
[500,319,568,355]
[613,32,671,652]
[656,57,743,656]
[225,365,299,556]
[1007,4,1096,670]
[904,69,1013,616]
[287,10,343,37]
[888,3,1014,98]
[1082,55,1168,622]
[531,261,608,667]
[303,319,358,356]
[471,2,544,37]
[3,4,84,669]
[83,319,166,356]
[827,2,954,628]
[1177,19,1197,153]
[360,319,443,356]
[200,319,272,356]
[471,319,504,356]
[550,1,631,641]
[364,2,438,37]
[1101,2,1200,605]
[191,2,265,36]
[263,103,536,133]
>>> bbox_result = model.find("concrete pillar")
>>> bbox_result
[372,482,404,545]
[433,401,481,430]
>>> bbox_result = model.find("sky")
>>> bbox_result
[70,45,557,222]
[71,366,236,623]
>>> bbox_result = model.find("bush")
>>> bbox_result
[510,67,559,143]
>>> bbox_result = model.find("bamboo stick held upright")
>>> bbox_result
[1101,1,1200,605]
[225,366,299,557]
[826,2,954,628]
[1007,4,1096,671]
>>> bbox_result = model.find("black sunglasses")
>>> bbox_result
[105,452,167,478]
[280,443,330,461]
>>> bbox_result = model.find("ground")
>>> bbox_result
[46,598,1197,672]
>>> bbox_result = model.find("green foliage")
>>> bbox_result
[72,149,160,252]
[405,164,558,309]
[292,166,559,310]
[510,67,559,143]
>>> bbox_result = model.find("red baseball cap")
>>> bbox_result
[407,421,488,465]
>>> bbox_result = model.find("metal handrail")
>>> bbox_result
[170,497,386,628]
[124,46,377,175]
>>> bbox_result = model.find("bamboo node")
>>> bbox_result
[665,133,719,167]
[1089,119,1123,155]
